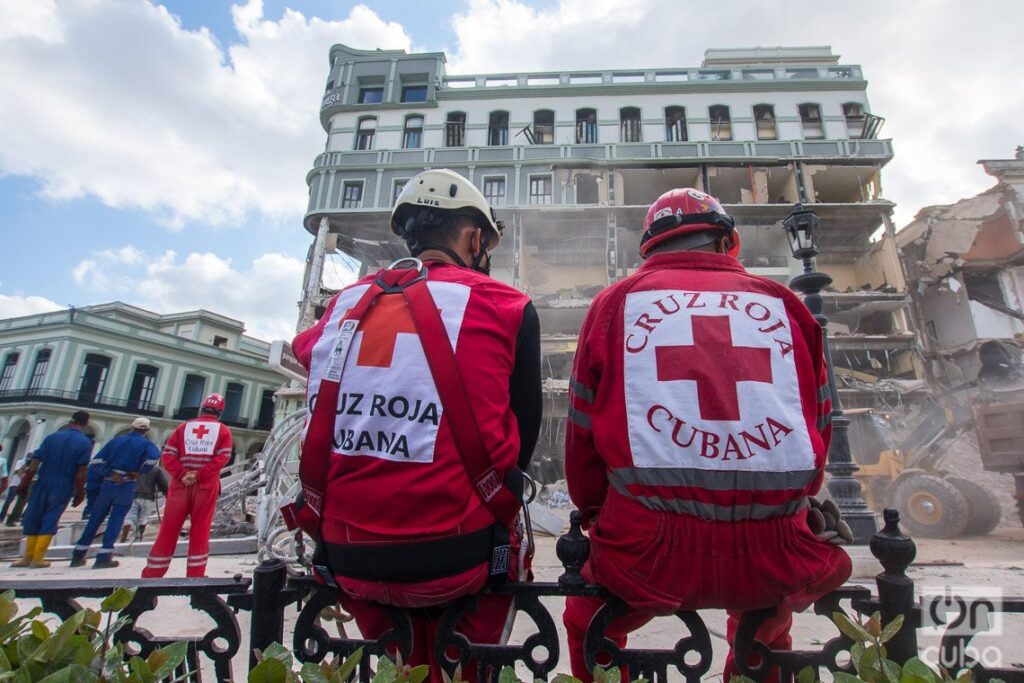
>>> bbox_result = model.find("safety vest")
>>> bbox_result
[566,250,832,522]
[292,261,529,582]
[163,415,232,481]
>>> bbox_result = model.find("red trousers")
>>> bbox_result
[339,592,513,683]
[563,595,792,682]
[562,496,851,682]
[141,480,218,578]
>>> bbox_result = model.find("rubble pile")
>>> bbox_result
[940,428,1020,529]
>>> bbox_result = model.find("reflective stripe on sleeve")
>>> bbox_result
[567,404,592,430]
[570,377,595,404]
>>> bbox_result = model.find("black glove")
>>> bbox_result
[806,496,853,545]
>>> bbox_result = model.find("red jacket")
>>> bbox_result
[566,250,844,613]
[161,415,233,485]
[293,262,530,549]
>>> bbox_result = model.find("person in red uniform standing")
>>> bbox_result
[290,168,541,679]
[142,393,233,578]
[562,188,853,682]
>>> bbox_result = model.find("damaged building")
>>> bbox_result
[296,44,925,480]
[897,150,1024,384]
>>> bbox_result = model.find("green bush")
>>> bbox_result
[0,587,188,682]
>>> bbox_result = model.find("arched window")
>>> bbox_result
[0,352,18,392]
[77,353,111,403]
[665,106,687,142]
[575,108,597,144]
[27,349,51,391]
[403,115,424,149]
[445,112,466,147]
[354,116,376,150]
[532,110,554,144]
[709,105,732,141]
[620,107,642,143]
[843,102,866,139]
[799,103,824,139]
[488,111,509,146]
[753,104,777,140]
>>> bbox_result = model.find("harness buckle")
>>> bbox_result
[375,257,427,293]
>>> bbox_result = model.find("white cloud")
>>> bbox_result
[447,0,1024,227]
[0,294,64,319]
[0,0,412,227]
[70,246,308,341]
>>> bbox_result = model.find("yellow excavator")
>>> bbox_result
[849,343,1024,538]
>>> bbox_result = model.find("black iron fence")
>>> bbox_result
[1,510,1019,683]
[0,388,165,417]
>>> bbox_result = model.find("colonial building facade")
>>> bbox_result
[297,44,923,478]
[0,302,282,469]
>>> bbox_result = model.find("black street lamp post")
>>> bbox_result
[784,203,878,543]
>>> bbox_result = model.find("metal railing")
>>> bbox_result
[0,388,165,417]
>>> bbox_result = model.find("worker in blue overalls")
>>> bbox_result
[70,417,160,569]
[11,410,93,569]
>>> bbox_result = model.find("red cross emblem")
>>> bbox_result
[191,424,211,439]
[655,315,773,421]
[348,295,438,369]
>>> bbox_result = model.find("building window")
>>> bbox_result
[799,103,825,139]
[128,363,158,409]
[358,86,383,104]
[665,106,687,141]
[178,374,206,416]
[528,175,553,205]
[964,272,1007,307]
[488,111,509,146]
[709,105,732,141]
[256,389,276,430]
[575,108,597,144]
[843,102,866,139]
[401,85,428,102]
[0,353,18,392]
[620,107,642,143]
[78,353,111,402]
[223,382,245,424]
[354,117,376,150]
[212,335,228,348]
[532,110,554,144]
[445,111,466,147]
[341,181,364,208]
[392,179,408,205]
[27,349,50,391]
[403,115,424,149]
[483,176,506,206]
[753,104,777,140]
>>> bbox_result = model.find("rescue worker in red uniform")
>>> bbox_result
[141,393,233,578]
[291,168,541,679]
[562,189,853,681]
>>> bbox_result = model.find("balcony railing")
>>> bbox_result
[0,388,165,417]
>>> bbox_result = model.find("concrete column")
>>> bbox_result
[296,217,332,333]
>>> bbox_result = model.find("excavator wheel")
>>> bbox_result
[892,474,970,539]
[946,477,1001,536]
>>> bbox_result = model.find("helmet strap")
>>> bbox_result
[470,231,492,275]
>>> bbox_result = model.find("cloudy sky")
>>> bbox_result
[1,0,1021,340]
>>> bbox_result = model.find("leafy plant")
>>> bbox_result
[729,610,1006,683]
[0,587,189,682]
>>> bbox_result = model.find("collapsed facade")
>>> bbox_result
[296,44,924,481]
[897,150,1024,385]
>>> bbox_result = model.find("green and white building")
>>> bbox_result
[0,302,283,469]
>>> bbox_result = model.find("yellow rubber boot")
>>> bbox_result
[30,535,53,568]
[10,536,37,568]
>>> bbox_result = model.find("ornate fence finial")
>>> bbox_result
[870,508,916,576]
[557,510,590,589]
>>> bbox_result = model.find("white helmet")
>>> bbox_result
[391,169,503,249]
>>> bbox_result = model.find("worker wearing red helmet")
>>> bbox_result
[562,188,852,681]
[142,393,233,578]
[289,168,541,679]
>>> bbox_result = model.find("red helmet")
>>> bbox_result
[639,188,739,259]
[201,393,225,413]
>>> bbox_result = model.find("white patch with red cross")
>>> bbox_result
[623,289,814,472]
[184,421,220,456]
[307,281,471,464]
